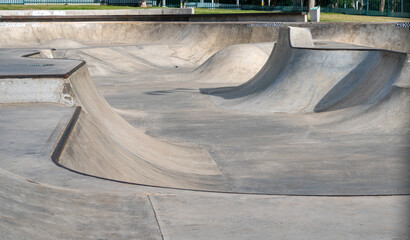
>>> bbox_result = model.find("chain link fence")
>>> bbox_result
[0,0,140,6]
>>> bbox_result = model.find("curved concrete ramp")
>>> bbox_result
[191,43,273,84]
[56,66,230,191]
[205,27,407,113]
[327,86,410,133]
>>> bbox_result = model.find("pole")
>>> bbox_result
[366,0,369,15]
[401,0,403,13]
[344,0,346,14]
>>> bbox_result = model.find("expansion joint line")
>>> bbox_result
[147,195,165,240]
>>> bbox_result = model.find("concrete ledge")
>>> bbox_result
[0,8,194,16]
[188,12,307,22]
[0,12,307,22]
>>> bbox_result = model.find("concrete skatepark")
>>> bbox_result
[0,18,409,239]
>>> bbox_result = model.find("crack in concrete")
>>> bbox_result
[147,195,165,240]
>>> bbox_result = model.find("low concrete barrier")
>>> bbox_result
[189,12,307,22]
[0,12,307,22]
[0,8,194,16]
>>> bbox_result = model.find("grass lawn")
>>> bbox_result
[195,9,409,21]
[194,8,267,14]
[317,12,410,22]
[0,5,408,22]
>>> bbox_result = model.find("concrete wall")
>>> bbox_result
[0,8,194,16]
[0,11,307,22]
[0,22,408,53]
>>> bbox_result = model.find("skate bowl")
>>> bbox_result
[203,27,408,114]
[0,20,410,239]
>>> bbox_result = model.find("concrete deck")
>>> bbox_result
[0,22,409,239]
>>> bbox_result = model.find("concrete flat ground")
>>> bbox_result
[0,21,409,239]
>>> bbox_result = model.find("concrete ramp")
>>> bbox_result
[327,86,410,133]
[206,27,407,113]
[0,49,230,191]
[191,43,274,84]
[57,66,230,191]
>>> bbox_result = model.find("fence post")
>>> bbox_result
[344,0,347,14]
[387,0,390,16]
[401,0,403,13]
[366,0,369,15]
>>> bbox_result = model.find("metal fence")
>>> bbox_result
[149,0,409,17]
[153,0,308,11]
[320,0,410,17]
[0,0,409,17]
[0,0,140,5]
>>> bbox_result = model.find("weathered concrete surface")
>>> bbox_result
[0,11,307,23]
[0,168,163,240]
[0,22,408,52]
[0,49,82,104]
[191,42,274,83]
[0,103,408,239]
[59,66,230,191]
[0,49,83,78]
[0,49,229,191]
[0,22,409,239]
[150,194,409,240]
[205,27,407,113]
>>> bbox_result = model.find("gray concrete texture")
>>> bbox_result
[0,22,409,239]
[0,11,307,22]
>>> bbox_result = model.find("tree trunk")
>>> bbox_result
[309,0,315,9]
[379,0,385,12]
